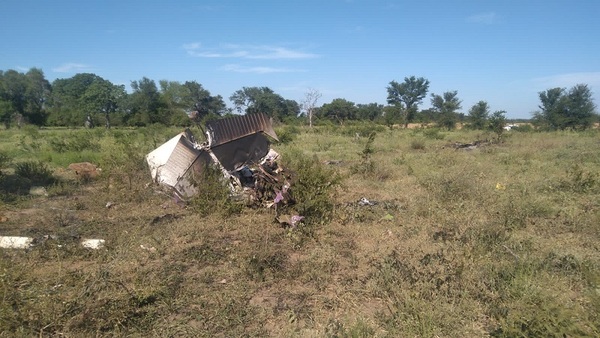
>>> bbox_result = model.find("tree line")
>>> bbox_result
[0,68,597,130]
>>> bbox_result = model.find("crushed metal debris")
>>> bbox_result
[146,113,298,215]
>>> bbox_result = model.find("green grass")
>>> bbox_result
[0,125,599,336]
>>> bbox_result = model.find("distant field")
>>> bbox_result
[1,125,599,337]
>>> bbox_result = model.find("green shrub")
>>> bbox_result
[351,132,376,176]
[15,160,55,186]
[48,132,101,153]
[410,138,426,150]
[189,164,243,217]
[275,125,299,144]
[423,128,445,140]
[283,148,343,225]
[0,151,11,178]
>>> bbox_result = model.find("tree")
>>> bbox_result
[318,98,357,124]
[301,88,321,127]
[128,77,164,126]
[488,110,507,141]
[24,68,51,125]
[229,87,298,121]
[49,73,107,126]
[357,103,384,121]
[182,81,226,122]
[0,68,50,127]
[430,90,462,129]
[533,84,597,130]
[382,105,402,129]
[81,79,126,128]
[468,101,490,130]
[386,76,430,128]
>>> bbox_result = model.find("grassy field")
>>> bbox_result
[1,124,599,337]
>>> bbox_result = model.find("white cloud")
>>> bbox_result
[467,12,497,24]
[52,63,93,73]
[183,42,201,51]
[183,43,319,60]
[532,72,600,89]
[220,64,302,74]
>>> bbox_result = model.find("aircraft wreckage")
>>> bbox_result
[146,113,295,213]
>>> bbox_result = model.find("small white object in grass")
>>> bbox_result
[81,239,105,249]
[0,236,34,249]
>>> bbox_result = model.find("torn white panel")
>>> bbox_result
[146,130,210,198]
[0,236,34,249]
[81,239,105,249]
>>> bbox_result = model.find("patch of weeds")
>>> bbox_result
[350,132,376,176]
[316,139,334,152]
[423,128,445,140]
[283,148,343,225]
[420,170,476,203]
[0,150,11,170]
[275,125,299,144]
[341,122,385,137]
[181,243,225,265]
[324,318,375,338]
[100,135,154,202]
[410,138,426,150]
[189,164,243,217]
[46,181,79,197]
[15,160,55,186]
[561,164,598,193]
[246,250,288,282]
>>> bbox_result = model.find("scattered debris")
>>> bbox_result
[448,140,490,150]
[0,236,35,249]
[29,186,48,196]
[105,201,114,208]
[146,113,295,209]
[276,214,304,228]
[0,235,105,250]
[358,197,377,206]
[81,239,105,249]
[140,244,157,253]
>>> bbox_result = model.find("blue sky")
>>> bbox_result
[1,0,599,119]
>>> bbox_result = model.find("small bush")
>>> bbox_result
[423,128,445,140]
[0,150,11,169]
[512,124,534,132]
[189,164,243,217]
[410,139,426,150]
[351,132,376,176]
[283,148,343,224]
[48,132,101,153]
[275,125,299,144]
[562,164,598,193]
[15,160,55,186]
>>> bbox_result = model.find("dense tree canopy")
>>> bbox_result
[431,91,462,129]
[230,86,299,121]
[468,101,490,130]
[0,68,50,127]
[318,98,358,123]
[1,67,597,130]
[533,84,597,130]
[387,76,430,127]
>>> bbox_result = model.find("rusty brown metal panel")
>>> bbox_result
[206,112,278,147]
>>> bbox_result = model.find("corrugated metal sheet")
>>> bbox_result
[206,112,278,147]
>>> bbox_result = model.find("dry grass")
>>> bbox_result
[1,126,599,337]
